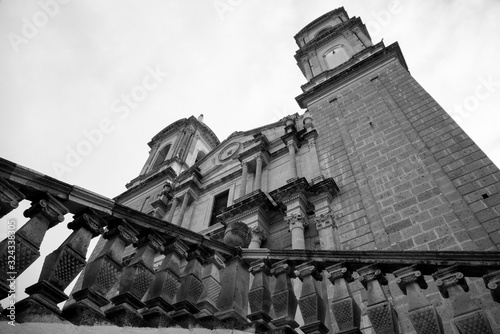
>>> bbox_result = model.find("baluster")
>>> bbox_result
[170,245,208,328]
[215,256,251,329]
[325,263,361,333]
[0,193,68,279]
[62,218,138,325]
[270,259,299,331]
[483,270,500,303]
[247,259,272,332]
[105,231,164,327]
[12,209,106,322]
[0,177,25,218]
[295,261,328,334]
[196,252,226,329]
[394,265,443,334]
[357,264,400,334]
[433,265,493,334]
[142,238,188,327]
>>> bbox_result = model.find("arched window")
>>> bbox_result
[323,45,349,70]
[195,150,206,163]
[151,144,171,170]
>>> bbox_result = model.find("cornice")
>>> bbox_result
[294,7,348,39]
[295,42,409,108]
[295,17,368,59]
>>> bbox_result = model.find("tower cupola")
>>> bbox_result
[294,7,374,88]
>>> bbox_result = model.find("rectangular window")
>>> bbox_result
[210,190,229,226]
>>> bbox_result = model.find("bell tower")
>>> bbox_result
[294,7,376,87]
[126,115,220,189]
[294,7,498,254]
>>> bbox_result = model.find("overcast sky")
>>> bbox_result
[1,0,499,304]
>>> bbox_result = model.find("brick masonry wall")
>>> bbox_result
[309,59,499,252]
[307,58,500,332]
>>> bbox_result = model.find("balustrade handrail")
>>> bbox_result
[241,248,500,277]
[0,157,237,257]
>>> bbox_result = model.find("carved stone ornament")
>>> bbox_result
[163,237,189,259]
[394,265,427,295]
[313,211,335,230]
[483,270,500,303]
[218,141,242,162]
[251,225,268,242]
[0,177,25,217]
[285,213,308,230]
[24,193,69,227]
[432,266,468,299]
[223,221,251,248]
[357,264,388,289]
[67,209,106,237]
[104,219,139,245]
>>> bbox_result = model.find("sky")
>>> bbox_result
[0,0,499,305]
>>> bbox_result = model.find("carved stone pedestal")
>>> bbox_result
[142,306,177,328]
[105,296,145,327]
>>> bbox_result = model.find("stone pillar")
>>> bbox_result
[286,213,307,250]
[143,238,189,328]
[165,197,179,222]
[313,210,340,250]
[13,210,106,323]
[305,132,323,183]
[62,218,139,326]
[215,256,250,328]
[357,264,400,334]
[171,246,208,328]
[254,155,263,191]
[270,259,299,331]
[239,162,248,198]
[150,183,172,219]
[326,263,361,333]
[295,261,328,334]
[0,177,25,218]
[0,193,68,279]
[106,232,164,327]
[433,265,493,334]
[247,259,272,332]
[175,192,191,227]
[287,140,298,180]
[249,225,267,249]
[196,252,225,328]
[302,58,313,81]
[394,265,443,334]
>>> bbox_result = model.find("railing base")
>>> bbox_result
[264,325,299,334]
[4,297,66,324]
[105,303,145,327]
[141,306,178,328]
[196,314,224,330]
[61,300,114,326]
[169,308,201,328]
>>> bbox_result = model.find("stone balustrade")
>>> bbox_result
[1,158,500,333]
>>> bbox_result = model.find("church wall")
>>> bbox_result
[305,57,499,252]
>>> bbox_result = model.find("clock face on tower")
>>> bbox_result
[218,142,242,162]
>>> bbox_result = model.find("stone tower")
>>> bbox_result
[294,7,499,253]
